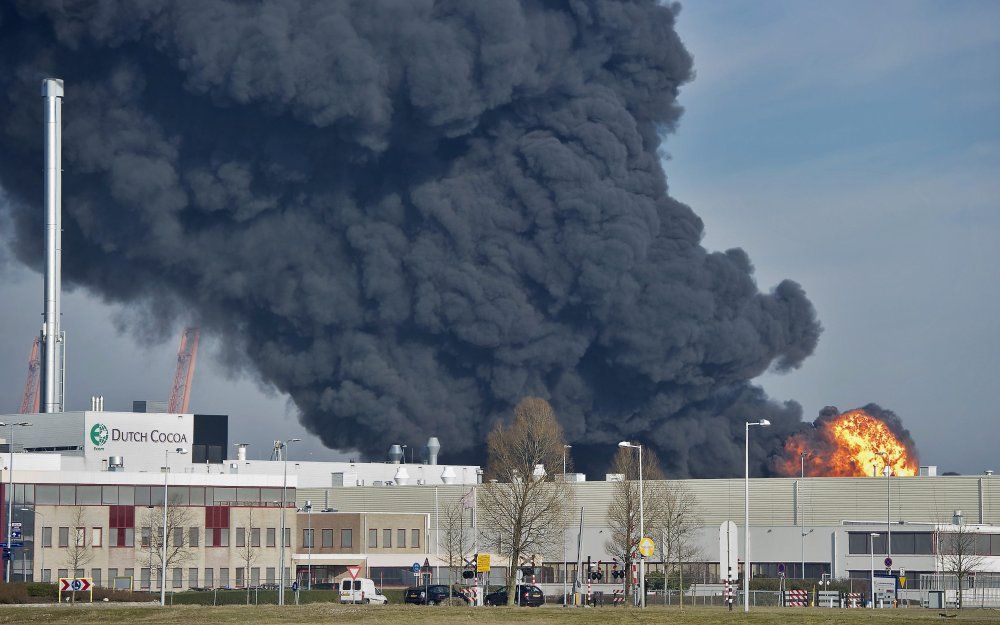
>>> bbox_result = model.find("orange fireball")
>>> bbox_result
[779,408,918,477]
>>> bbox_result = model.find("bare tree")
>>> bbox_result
[235,509,260,601]
[479,397,572,606]
[605,446,670,599]
[63,507,94,602]
[659,482,701,607]
[440,498,471,581]
[136,504,194,590]
[938,523,986,609]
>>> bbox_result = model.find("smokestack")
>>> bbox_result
[41,78,64,413]
[426,437,440,466]
[388,444,403,464]
[235,443,249,462]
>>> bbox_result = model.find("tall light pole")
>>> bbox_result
[879,451,891,563]
[744,419,771,612]
[20,508,43,582]
[303,500,313,590]
[618,441,644,608]
[869,532,880,609]
[277,438,300,606]
[161,447,187,605]
[2,421,32,583]
[562,444,571,607]
[800,451,808,580]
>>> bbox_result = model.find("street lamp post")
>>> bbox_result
[800,451,807,580]
[304,501,313,590]
[879,451,891,564]
[744,419,771,612]
[562,444,571,607]
[869,532,880,609]
[277,438,300,606]
[161,447,188,605]
[618,441,644,608]
[20,508,43,582]
[2,421,32,583]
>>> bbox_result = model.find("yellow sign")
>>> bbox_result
[638,537,655,557]
[899,576,906,588]
[476,553,491,573]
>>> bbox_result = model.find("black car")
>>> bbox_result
[404,584,466,605]
[484,584,545,607]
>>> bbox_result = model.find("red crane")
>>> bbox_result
[19,337,41,414]
[167,327,200,413]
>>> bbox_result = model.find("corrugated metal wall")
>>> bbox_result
[298,476,1000,528]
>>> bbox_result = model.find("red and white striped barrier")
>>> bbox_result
[612,589,625,606]
[846,592,862,608]
[785,589,808,607]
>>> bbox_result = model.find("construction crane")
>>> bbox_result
[19,337,41,413]
[167,327,200,414]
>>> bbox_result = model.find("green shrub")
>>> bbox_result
[0,583,29,604]
[26,582,58,598]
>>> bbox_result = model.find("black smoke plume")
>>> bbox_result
[0,1,821,477]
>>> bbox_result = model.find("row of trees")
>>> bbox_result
[467,397,700,605]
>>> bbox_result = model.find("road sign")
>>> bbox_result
[719,521,738,582]
[347,565,361,580]
[777,563,786,577]
[291,581,299,592]
[10,530,21,540]
[476,553,491,573]
[884,556,893,568]
[60,578,92,592]
[638,537,655,557]
[412,562,422,574]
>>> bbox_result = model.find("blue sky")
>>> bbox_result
[1,1,997,472]
[668,0,1000,472]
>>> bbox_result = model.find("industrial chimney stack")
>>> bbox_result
[40,78,65,413]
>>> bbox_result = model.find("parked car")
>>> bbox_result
[339,578,388,604]
[404,584,468,605]
[484,584,545,607]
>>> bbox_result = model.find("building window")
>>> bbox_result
[91,569,102,587]
[58,527,69,548]
[173,527,184,547]
[383,529,392,548]
[236,568,245,588]
[140,568,151,589]
[266,567,275,585]
[109,505,135,548]
[108,568,118,582]
[251,527,261,548]
[303,529,314,548]
[284,528,291,548]
[250,567,260,586]
[369,529,377,548]
[411,529,420,548]
[341,529,353,549]
[42,527,52,548]
[92,527,103,547]
[141,527,151,548]
[42,569,52,582]
[266,527,276,547]
[58,568,68,580]
[124,568,134,584]
[204,568,214,588]
[219,568,229,587]
[189,568,198,588]
[189,527,199,547]
[206,506,231,547]
[397,529,406,548]
[236,527,247,548]
[74,527,86,547]
[322,529,333,548]
[124,528,135,547]
[172,568,183,589]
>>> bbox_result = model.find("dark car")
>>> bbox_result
[484,584,545,607]
[404,584,466,605]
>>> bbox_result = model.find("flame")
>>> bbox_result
[780,409,918,477]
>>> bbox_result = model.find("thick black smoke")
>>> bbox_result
[0,0,821,477]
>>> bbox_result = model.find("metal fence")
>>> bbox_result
[919,573,1000,608]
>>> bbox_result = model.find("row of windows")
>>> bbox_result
[366,528,421,549]
[39,526,291,549]
[301,528,353,549]
[37,567,291,589]
[848,532,1000,556]
[12,484,294,507]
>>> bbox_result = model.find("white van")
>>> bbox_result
[340,578,388,604]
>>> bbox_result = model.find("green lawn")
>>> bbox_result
[0,604,996,625]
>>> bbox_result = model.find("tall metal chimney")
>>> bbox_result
[426,437,440,466]
[41,78,65,413]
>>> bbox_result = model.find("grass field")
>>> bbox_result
[0,604,997,625]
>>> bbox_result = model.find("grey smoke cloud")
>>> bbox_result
[0,0,820,476]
